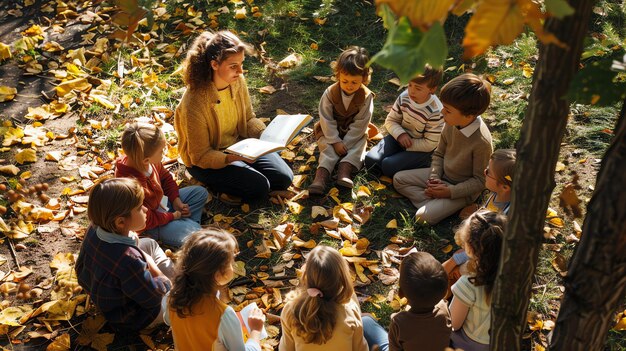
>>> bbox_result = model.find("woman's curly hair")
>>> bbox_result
[183,31,252,90]
[168,228,237,317]
[455,210,506,300]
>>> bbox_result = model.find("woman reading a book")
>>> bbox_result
[174,31,293,204]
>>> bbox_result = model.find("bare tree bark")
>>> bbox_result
[489,0,597,349]
[549,99,626,350]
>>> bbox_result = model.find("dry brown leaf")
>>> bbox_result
[551,253,568,277]
[379,267,400,285]
[339,225,358,242]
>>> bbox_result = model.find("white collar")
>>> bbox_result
[458,116,482,137]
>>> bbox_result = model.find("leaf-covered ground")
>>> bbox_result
[0,0,625,350]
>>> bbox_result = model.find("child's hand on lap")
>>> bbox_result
[332,142,348,156]
[425,182,451,198]
[397,133,413,149]
[173,198,191,217]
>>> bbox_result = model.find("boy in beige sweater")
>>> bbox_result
[393,74,493,225]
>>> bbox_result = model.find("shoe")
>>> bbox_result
[308,168,330,195]
[218,193,243,206]
[336,162,356,188]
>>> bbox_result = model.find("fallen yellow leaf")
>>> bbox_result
[234,7,247,19]
[311,206,328,219]
[0,86,17,102]
[356,185,371,197]
[0,42,11,60]
[386,219,398,229]
[15,148,37,164]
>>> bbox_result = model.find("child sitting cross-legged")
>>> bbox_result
[116,122,208,248]
[362,252,451,351]
[364,65,444,177]
[393,73,494,225]
[308,46,374,195]
[76,178,175,331]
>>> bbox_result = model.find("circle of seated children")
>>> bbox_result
[79,35,520,349]
[173,30,294,205]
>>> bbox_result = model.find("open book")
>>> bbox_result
[226,114,313,160]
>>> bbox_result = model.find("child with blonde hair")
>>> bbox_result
[116,122,208,247]
[365,65,444,177]
[443,149,516,285]
[279,245,368,351]
[76,178,175,331]
[308,46,374,194]
[449,210,506,350]
[166,228,266,351]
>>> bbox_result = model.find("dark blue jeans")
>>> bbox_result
[187,152,293,201]
[364,134,433,177]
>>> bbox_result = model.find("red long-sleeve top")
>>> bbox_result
[115,156,180,231]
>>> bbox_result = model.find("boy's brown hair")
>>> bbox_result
[332,46,372,84]
[88,178,144,234]
[410,64,443,89]
[399,252,448,310]
[440,73,491,117]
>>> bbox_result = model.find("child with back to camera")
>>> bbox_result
[308,46,375,195]
[362,251,451,351]
[449,210,507,351]
[393,73,493,225]
[116,122,208,248]
[75,178,175,331]
[279,245,368,351]
[364,65,444,177]
[166,228,266,351]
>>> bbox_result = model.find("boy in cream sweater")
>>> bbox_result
[393,74,493,225]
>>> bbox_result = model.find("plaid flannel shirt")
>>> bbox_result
[76,226,163,330]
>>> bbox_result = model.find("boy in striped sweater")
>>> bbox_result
[364,65,444,177]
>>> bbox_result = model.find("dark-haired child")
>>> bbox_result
[450,210,506,350]
[363,252,451,351]
[365,65,444,177]
[394,73,493,225]
[166,228,266,351]
[308,46,374,194]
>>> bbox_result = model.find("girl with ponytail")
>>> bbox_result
[449,210,507,350]
[116,122,208,248]
[279,245,368,351]
[166,228,266,351]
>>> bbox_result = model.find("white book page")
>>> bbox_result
[260,114,312,145]
[225,138,283,159]
[238,302,268,339]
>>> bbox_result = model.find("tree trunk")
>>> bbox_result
[549,99,626,350]
[489,0,597,349]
